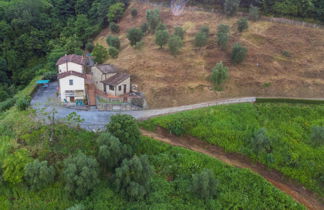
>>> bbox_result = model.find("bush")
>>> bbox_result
[0,97,16,112]
[156,23,167,31]
[106,114,141,149]
[174,26,185,40]
[92,44,108,64]
[109,22,120,33]
[96,132,130,170]
[217,24,230,50]
[146,9,160,32]
[140,23,149,34]
[224,0,240,16]
[237,18,249,32]
[211,62,229,88]
[191,169,218,200]
[127,28,144,46]
[194,31,208,48]
[85,42,94,52]
[310,126,324,147]
[106,35,120,49]
[249,5,260,21]
[114,155,154,201]
[63,152,99,198]
[249,128,272,154]
[231,43,247,64]
[131,8,138,18]
[24,160,55,191]
[168,35,183,56]
[108,47,119,59]
[16,96,31,111]
[155,30,169,48]
[107,3,125,22]
[167,119,186,136]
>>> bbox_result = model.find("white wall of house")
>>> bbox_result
[104,78,130,96]
[59,75,85,102]
[58,62,83,74]
[92,66,116,92]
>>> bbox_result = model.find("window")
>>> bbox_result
[69,80,73,86]
[109,85,114,91]
[118,86,122,91]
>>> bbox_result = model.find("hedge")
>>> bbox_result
[256,98,324,105]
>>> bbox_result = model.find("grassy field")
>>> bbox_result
[141,103,324,197]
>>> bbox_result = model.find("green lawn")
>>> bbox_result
[141,103,324,197]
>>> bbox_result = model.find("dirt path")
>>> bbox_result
[141,128,324,210]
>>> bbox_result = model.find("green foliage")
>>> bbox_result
[64,112,84,128]
[310,126,324,147]
[167,119,186,136]
[192,169,218,200]
[194,32,208,48]
[256,98,324,104]
[237,18,249,32]
[249,5,260,21]
[146,9,161,32]
[168,35,183,56]
[3,148,32,184]
[224,0,241,16]
[63,152,99,199]
[106,35,121,50]
[131,8,138,18]
[0,98,16,112]
[24,160,55,191]
[114,155,154,201]
[85,42,94,52]
[211,62,229,88]
[140,22,149,34]
[249,128,272,154]
[16,96,31,111]
[108,47,119,59]
[92,44,108,64]
[97,132,130,170]
[107,3,125,22]
[174,26,185,40]
[127,28,144,46]
[106,114,141,149]
[43,71,57,81]
[155,30,169,48]
[156,23,167,31]
[109,22,120,33]
[231,43,248,64]
[217,24,230,50]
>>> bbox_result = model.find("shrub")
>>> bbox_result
[3,148,32,184]
[199,25,210,36]
[0,97,16,112]
[217,24,230,34]
[231,43,247,64]
[237,18,249,32]
[140,22,149,34]
[106,114,141,149]
[155,30,169,48]
[85,42,94,52]
[146,9,160,32]
[131,8,138,18]
[168,35,183,56]
[156,23,167,31]
[109,22,120,33]
[24,160,55,191]
[16,96,31,111]
[107,3,125,22]
[211,62,229,88]
[310,126,324,147]
[106,35,120,50]
[249,5,260,21]
[92,44,108,64]
[217,24,230,50]
[127,28,144,46]
[114,155,154,201]
[108,47,119,59]
[96,132,130,170]
[174,26,185,40]
[191,169,218,200]
[194,31,208,48]
[63,152,99,198]
[224,0,240,16]
[167,119,185,136]
[249,128,272,154]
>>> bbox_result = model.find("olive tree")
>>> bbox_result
[194,31,208,48]
[146,9,161,32]
[211,62,229,88]
[127,28,144,46]
[106,35,120,50]
[224,0,241,16]
[237,18,249,32]
[231,43,247,64]
[107,3,125,22]
[191,169,218,200]
[174,26,185,40]
[109,22,120,33]
[108,47,119,59]
[24,160,55,191]
[155,30,169,48]
[217,24,230,50]
[168,35,183,56]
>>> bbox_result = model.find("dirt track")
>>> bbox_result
[141,127,324,210]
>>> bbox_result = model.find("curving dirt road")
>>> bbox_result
[141,127,324,210]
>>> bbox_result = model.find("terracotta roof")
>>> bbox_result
[101,73,130,86]
[56,54,87,66]
[57,71,86,79]
[95,64,120,74]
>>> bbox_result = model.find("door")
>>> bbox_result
[123,85,127,94]
[70,96,75,102]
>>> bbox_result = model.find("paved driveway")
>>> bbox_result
[31,82,256,130]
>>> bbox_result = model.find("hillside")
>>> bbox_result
[94,1,324,108]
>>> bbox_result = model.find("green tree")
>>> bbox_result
[106,114,141,149]
[127,28,144,46]
[141,23,149,34]
[106,35,121,50]
[92,44,108,64]
[24,160,55,191]
[249,5,260,21]
[156,23,167,31]
[155,30,169,48]
[146,9,161,32]
[63,152,99,198]
[231,43,247,64]
[310,126,324,147]
[97,132,130,170]
[249,128,272,154]
[108,47,119,59]
[131,8,138,18]
[194,32,208,48]
[217,24,230,50]
[115,155,154,201]
[237,18,249,32]
[211,62,229,88]
[192,169,218,200]
[85,42,94,52]
[107,3,125,22]
[224,0,241,16]
[174,26,185,40]
[168,35,183,56]
[110,22,120,33]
